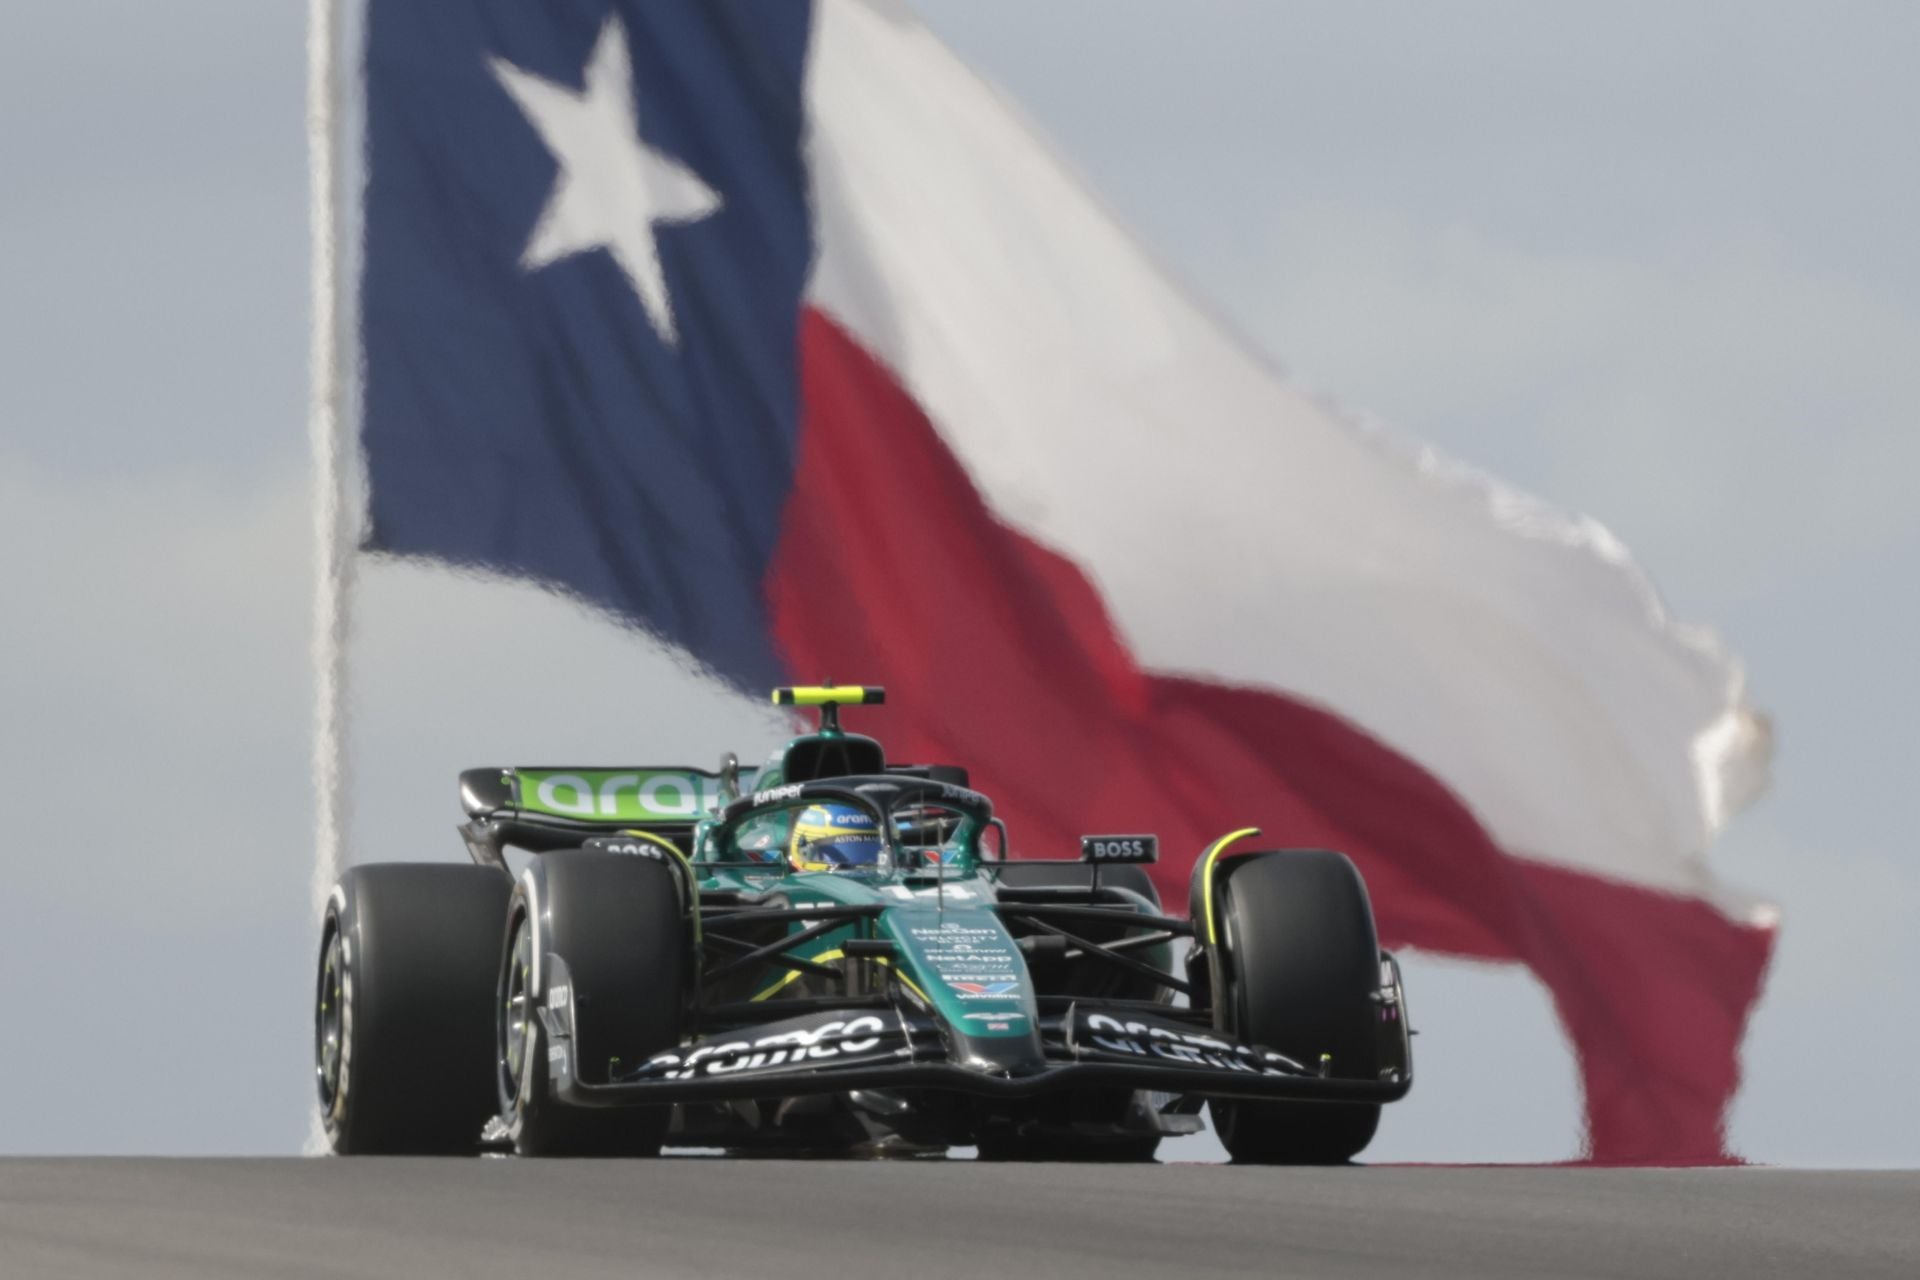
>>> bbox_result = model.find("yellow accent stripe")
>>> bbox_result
[772,685,880,706]
[615,828,686,858]
[1200,827,1262,946]
[745,948,931,1005]
[877,957,931,1004]
[751,948,845,1002]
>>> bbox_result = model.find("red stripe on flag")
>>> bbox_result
[769,309,1774,1162]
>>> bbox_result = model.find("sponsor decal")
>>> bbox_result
[546,1039,573,1089]
[883,884,977,902]
[1080,834,1159,864]
[521,769,731,821]
[596,840,665,860]
[750,783,805,807]
[532,773,595,817]
[1080,1012,1307,1076]
[798,804,876,830]
[638,1015,892,1081]
[962,1011,1027,1023]
[901,921,1023,998]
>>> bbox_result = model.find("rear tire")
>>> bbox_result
[499,849,687,1157]
[315,863,512,1154]
[1207,851,1383,1164]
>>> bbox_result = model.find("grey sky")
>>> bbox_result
[1,1,1914,1162]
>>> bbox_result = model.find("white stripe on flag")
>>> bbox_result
[802,0,1772,919]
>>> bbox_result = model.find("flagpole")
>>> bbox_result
[307,0,353,1028]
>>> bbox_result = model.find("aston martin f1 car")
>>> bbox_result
[315,686,1411,1163]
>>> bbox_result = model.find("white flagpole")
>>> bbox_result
[306,0,353,1150]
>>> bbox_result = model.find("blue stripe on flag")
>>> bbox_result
[361,0,815,688]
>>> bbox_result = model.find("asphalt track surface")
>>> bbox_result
[1,1159,1914,1279]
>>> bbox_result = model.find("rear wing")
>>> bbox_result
[458,764,757,865]
[457,758,972,867]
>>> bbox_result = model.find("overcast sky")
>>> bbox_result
[1,1,1915,1163]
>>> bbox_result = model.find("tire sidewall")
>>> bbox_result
[497,851,688,1156]
[317,888,356,1150]
[499,891,553,1150]
[1206,850,1384,1163]
[315,864,513,1155]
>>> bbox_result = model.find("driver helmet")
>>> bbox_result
[788,803,884,872]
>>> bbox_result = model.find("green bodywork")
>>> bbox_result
[517,768,743,823]
[680,727,1042,1045]
[439,693,1410,1146]
[499,726,1167,1060]
[692,859,1043,1042]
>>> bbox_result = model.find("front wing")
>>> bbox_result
[541,994,1411,1110]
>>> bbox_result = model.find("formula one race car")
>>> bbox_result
[314,686,1411,1163]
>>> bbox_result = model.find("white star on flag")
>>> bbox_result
[490,17,722,346]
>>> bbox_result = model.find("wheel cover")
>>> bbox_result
[314,929,345,1111]
[499,915,534,1106]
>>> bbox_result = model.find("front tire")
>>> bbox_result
[1206,850,1383,1164]
[315,863,512,1154]
[498,849,687,1157]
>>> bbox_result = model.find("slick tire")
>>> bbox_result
[315,863,513,1155]
[1207,850,1383,1165]
[499,849,687,1157]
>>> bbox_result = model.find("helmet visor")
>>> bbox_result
[789,803,887,871]
[794,833,885,868]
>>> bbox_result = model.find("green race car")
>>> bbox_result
[314,686,1411,1162]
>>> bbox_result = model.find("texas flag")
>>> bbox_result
[353,0,1775,1161]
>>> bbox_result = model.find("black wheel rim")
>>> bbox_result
[499,914,534,1108]
[315,927,345,1111]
